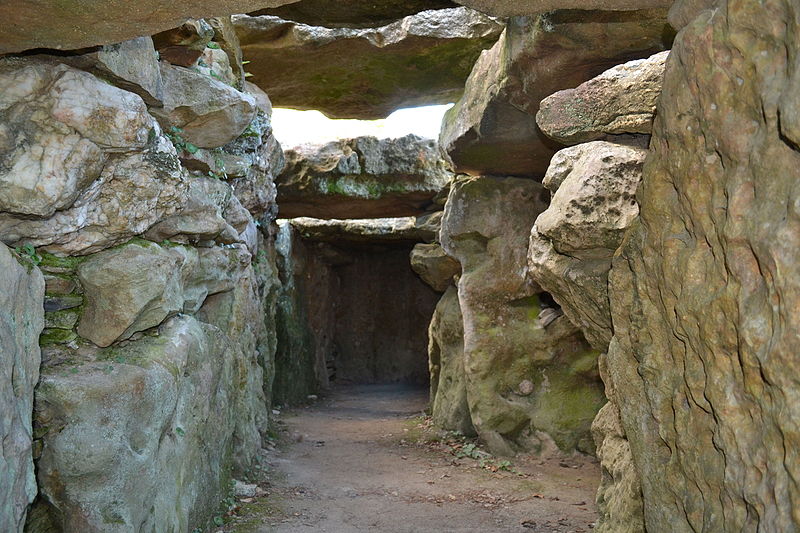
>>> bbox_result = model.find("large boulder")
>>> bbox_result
[528,140,648,350]
[537,51,669,145]
[233,8,503,119]
[454,0,671,16]
[440,10,671,177]
[32,315,253,531]
[150,63,257,149]
[0,0,298,55]
[607,1,800,530]
[250,0,457,28]
[276,135,453,219]
[77,241,250,347]
[428,286,474,435]
[0,244,45,533]
[0,59,154,218]
[441,176,604,455]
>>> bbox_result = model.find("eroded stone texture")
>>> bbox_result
[33,315,253,532]
[277,135,453,219]
[251,0,456,28]
[54,37,164,106]
[224,111,285,218]
[454,0,671,16]
[607,1,800,530]
[441,176,604,455]
[196,260,276,474]
[0,0,298,54]
[153,19,215,67]
[0,244,44,533]
[428,286,474,435]
[537,51,669,145]
[528,141,648,350]
[150,63,257,149]
[77,241,250,347]
[0,59,154,217]
[290,216,437,245]
[410,243,460,291]
[144,177,246,246]
[234,8,503,119]
[0,134,189,256]
[440,11,670,177]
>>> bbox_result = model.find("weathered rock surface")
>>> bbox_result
[0,0,298,55]
[528,141,648,350]
[55,37,164,106]
[441,176,604,454]
[144,177,247,246]
[537,51,669,145]
[251,0,457,28]
[410,243,460,291]
[274,222,330,404]
[77,241,250,347]
[607,1,800,530]
[195,260,275,473]
[440,11,670,177]
[289,216,437,245]
[0,134,188,256]
[0,244,44,533]
[277,135,453,219]
[224,111,285,217]
[0,59,155,217]
[591,352,644,533]
[152,19,215,67]
[454,0,671,17]
[32,315,256,531]
[667,0,719,30]
[150,63,257,149]
[428,286,474,435]
[234,8,503,119]
[275,221,441,399]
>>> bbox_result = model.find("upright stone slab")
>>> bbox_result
[441,176,604,455]
[607,1,800,530]
[428,286,474,435]
[0,244,45,533]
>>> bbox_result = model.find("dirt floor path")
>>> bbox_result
[223,385,600,533]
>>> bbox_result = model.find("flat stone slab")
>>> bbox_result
[234,8,502,119]
[276,135,453,219]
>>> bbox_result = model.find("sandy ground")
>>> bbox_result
[221,384,600,533]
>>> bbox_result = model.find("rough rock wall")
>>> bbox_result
[0,27,284,531]
[274,219,441,396]
[273,221,334,405]
[0,245,45,533]
[607,1,800,530]
[334,245,440,385]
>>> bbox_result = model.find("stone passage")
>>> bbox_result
[1,1,799,532]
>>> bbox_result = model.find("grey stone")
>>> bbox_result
[150,63,257,149]
[277,135,453,219]
[0,243,44,533]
